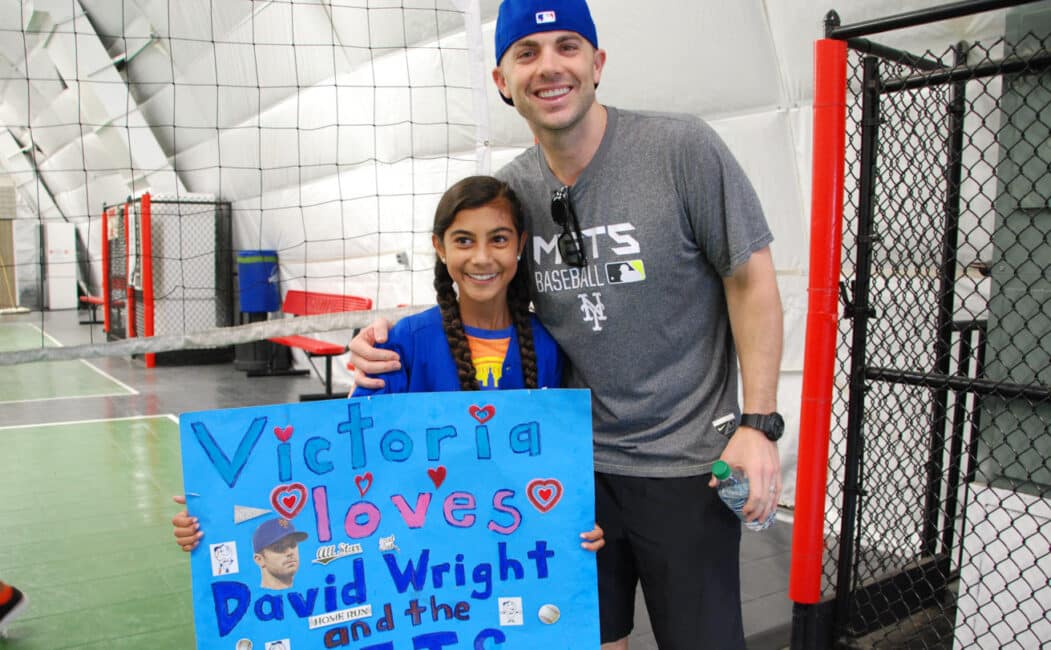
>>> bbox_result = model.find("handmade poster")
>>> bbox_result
[179,389,598,650]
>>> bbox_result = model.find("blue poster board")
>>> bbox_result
[179,389,598,650]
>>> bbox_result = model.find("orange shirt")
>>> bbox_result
[466,332,511,389]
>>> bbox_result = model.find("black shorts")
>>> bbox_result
[595,472,744,649]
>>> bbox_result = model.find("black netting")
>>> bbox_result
[822,29,1051,649]
[0,0,476,365]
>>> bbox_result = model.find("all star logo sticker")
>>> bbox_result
[535,10,556,24]
[312,542,363,566]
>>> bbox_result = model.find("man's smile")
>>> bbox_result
[537,86,571,99]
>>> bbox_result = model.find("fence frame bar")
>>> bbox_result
[827,0,1043,40]
[922,42,969,556]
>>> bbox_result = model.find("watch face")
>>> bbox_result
[742,413,784,441]
[769,413,784,440]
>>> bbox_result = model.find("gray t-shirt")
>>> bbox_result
[498,106,772,478]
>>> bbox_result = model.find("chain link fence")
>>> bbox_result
[138,197,234,340]
[818,6,1051,649]
[103,194,233,363]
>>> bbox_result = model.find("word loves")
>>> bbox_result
[314,542,364,566]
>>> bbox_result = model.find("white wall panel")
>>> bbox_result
[710,110,809,273]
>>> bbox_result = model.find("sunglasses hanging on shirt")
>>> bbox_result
[550,186,588,268]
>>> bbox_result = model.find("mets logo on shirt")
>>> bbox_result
[535,10,557,24]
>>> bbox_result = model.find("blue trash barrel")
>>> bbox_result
[237,250,280,313]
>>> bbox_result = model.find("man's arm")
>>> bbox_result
[711,246,783,524]
[348,318,401,391]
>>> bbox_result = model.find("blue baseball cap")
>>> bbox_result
[252,518,308,553]
[494,0,599,65]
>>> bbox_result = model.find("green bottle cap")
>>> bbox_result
[712,460,731,481]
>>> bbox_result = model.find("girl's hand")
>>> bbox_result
[580,524,605,552]
[349,318,399,389]
[172,494,203,552]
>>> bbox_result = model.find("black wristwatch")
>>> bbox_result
[739,412,784,442]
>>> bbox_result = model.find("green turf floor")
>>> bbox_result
[0,323,135,403]
[0,416,195,648]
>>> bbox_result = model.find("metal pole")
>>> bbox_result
[833,55,882,641]
[845,38,947,71]
[922,42,969,556]
[964,328,989,485]
[864,366,1051,402]
[944,322,979,552]
[828,0,1044,40]
[881,50,1051,93]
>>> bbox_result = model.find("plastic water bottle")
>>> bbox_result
[712,460,775,531]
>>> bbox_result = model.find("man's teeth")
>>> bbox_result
[538,87,570,99]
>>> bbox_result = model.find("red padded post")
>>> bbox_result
[790,37,848,605]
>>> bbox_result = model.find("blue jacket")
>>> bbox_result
[351,306,563,396]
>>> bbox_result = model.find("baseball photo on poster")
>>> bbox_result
[179,388,598,649]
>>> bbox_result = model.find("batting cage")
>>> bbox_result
[792,1,1051,648]
[102,193,233,366]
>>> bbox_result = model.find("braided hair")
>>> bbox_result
[433,176,538,391]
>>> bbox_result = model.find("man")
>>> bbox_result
[252,518,308,590]
[351,1,783,647]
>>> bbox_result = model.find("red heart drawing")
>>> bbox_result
[355,472,374,498]
[526,478,563,513]
[273,425,293,442]
[428,466,447,489]
[270,482,307,519]
[469,404,496,424]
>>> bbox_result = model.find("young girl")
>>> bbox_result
[173,176,603,550]
[354,174,561,394]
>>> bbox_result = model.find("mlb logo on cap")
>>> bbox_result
[495,0,598,65]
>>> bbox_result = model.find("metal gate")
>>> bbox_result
[792,1,1051,648]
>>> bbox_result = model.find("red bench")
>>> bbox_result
[79,295,105,324]
[265,289,372,401]
[80,294,128,328]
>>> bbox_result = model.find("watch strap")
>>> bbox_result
[739,412,784,441]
